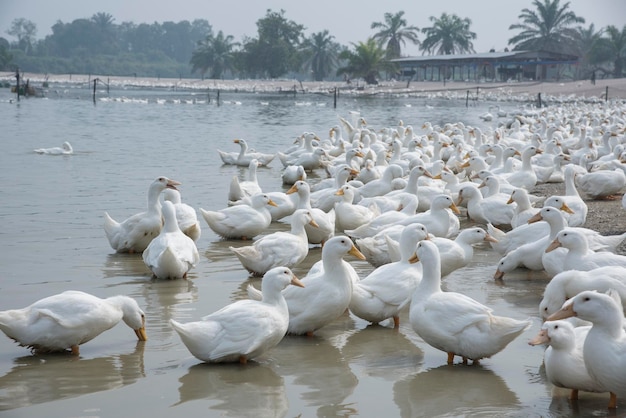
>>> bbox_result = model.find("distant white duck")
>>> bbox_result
[142,201,200,279]
[171,267,304,363]
[409,240,530,365]
[334,185,378,232]
[104,176,181,253]
[539,266,626,320]
[218,139,275,166]
[247,236,366,335]
[34,141,73,155]
[200,193,276,240]
[162,188,201,241]
[287,181,335,245]
[528,320,604,400]
[281,164,307,185]
[229,209,318,276]
[0,290,147,355]
[546,229,626,272]
[228,159,262,203]
[548,290,626,409]
[349,223,426,328]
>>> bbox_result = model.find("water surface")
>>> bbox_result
[0,85,615,417]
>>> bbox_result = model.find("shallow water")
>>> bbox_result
[0,85,620,417]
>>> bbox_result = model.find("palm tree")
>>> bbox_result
[419,13,476,55]
[597,25,626,78]
[190,30,239,79]
[572,24,605,78]
[508,0,584,53]
[337,38,395,85]
[371,11,420,58]
[300,30,341,81]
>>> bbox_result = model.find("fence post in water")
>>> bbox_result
[537,92,542,108]
[15,69,20,102]
[333,87,337,109]
[605,86,609,102]
[465,90,469,107]
[93,78,97,103]
[217,90,220,106]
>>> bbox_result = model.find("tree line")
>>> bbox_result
[1,0,624,84]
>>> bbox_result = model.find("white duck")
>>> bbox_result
[543,164,588,227]
[548,290,626,409]
[162,188,201,241]
[218,139,275,166]
[246,236,365,336]
[539,266,626,320]
[546,229,626,273]
[345,193,418,239]
[200,193,276,240]
[430,227,498,277]
[281,164,306,185]
[380,194,460,238]
[104,176,181,253]
[0,291,147,355]
[457,184,515,228]
[528,320,604,400]
[575,168,626,200]
[356,223,431,268]
[142,201,200,279]
[349,223,426,328]
[505,145,541,191]
[229,209,318,277]
[409,240,530,364]
[507,188,539,228]
[171,267,304,364]
[228,159,262,203]
[34,141,73,155]
[334,185,378,233]
[287,181,335,245]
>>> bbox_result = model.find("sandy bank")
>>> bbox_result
[2,71,626,101]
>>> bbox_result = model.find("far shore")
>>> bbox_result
[2,71,625,101]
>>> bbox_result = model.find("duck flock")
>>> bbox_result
[3,98,626,410]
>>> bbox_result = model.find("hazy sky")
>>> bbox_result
[1,0,624,55]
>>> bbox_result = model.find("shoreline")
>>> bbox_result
[2,71,626,101]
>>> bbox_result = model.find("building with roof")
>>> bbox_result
[391,50,579,83]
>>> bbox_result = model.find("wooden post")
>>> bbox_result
[15,69,20,102]
[333,87,337,109]
[93,78,97,103]
[605,86,609,102]
[217,90,220,106]
[537,92,542,108]
[466,90,469,107]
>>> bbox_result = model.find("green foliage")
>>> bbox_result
[508,0,584,54]
[337,38,395,85]
[190,30,239,79]
[299,30,341,81]
[238,9,305,78]
[371,11,420,59]
[420,13,476,55]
